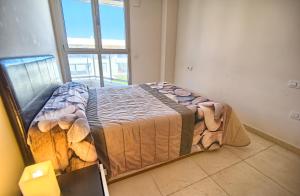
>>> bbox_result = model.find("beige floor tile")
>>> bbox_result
[225,132,274,159]
[151,158,207,195]
[246,145,300,195]
[108,172,162,196]
[170,177,227,196]
[211,162,291,196]
[191,147,241,175]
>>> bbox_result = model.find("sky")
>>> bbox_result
[62,0,125,40]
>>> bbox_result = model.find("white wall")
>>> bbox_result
[130,0,162,84]
[0,0,57,58]
[175,0,300,148]
[160,0,178,83]
[0,0,57,195]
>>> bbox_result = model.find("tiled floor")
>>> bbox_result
[108,132,300,196]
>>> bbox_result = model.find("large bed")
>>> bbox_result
[0,55,250,180]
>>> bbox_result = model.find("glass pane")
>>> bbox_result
[102,54,128,86]
[99,0,126,49]
[68,54,101,88]
[61,0,95,48]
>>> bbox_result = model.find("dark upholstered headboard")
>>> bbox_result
[0,55,62,164]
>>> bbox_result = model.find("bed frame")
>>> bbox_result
[0,55,62,164]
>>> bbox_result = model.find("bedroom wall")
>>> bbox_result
[160,0,178,83]
[0,0,57,195]
[129,0,162,84]
[0,0,57,58]
[0,98,24,196]
[174,0,300,148]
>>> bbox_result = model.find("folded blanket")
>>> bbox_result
[27,82,97,172]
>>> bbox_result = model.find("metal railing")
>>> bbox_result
[69,56,128,87]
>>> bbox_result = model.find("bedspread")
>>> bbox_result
[27,82,250,178]
[88,84,195,177]
[88,83,250,177]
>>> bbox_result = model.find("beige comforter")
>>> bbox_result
[92,85,185,176]
[28,83,250,178]
[89,84,250,177]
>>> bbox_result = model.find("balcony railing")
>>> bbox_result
[69,54,128,88]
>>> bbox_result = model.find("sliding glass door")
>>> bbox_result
[57,0,130,88]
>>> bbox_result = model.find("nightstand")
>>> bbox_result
[57,164,109,196]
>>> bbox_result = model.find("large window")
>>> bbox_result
[56,0,130,88]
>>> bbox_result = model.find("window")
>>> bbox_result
[68,54,101,88]
[61,0,95,48]
[102,54,128,86]
[99,0,126,49]
[54,0,130,88]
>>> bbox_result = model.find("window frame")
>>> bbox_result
[50,0,132,86]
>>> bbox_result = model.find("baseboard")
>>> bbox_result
[244,124,300,156]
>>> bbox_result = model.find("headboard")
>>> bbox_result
[0,55,62,164]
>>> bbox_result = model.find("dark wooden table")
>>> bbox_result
[57,164,107,196]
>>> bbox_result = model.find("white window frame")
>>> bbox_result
[49,0,132,86]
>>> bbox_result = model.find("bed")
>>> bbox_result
[0,55,250,180]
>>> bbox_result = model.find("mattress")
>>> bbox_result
[27,82,250,178]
